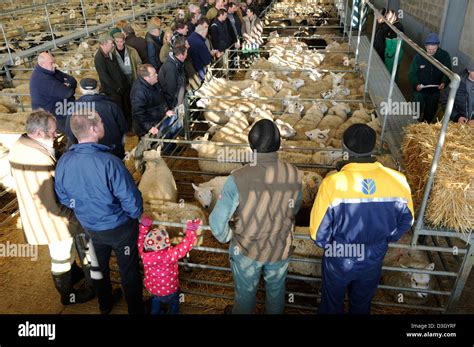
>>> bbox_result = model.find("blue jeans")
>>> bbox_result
[151,291,180,315]
[229,244,289,314]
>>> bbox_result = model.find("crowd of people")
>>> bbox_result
[7,1,472,315]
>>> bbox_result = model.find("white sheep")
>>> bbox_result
[328,102,351,120]
[382,232,436,304]
[138,147,178,204]
[192,176,228,210]
[305,128,330,145]
[190,134,249,174]
[300,170,323,207]
[316,115,345,137]
[211,111,249,144]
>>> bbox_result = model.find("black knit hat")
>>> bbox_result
[343,124,376,156]
[80,78,98,90]
[248,119,281,153]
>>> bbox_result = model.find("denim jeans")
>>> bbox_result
[229,243,289,314]
[150,291,180,315]
[87,219,144,314]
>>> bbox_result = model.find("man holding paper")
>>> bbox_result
[408,33,452,123]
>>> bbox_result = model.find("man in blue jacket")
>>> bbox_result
[64,78,128,159]
[310,124,414,314]
[188,24,219,81]
[29,52,77,132]
[55,111,144,314]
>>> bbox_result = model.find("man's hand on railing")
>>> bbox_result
[438,83,445,90]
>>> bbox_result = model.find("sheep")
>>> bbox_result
[275,119,297,139]
[292,113,324,140]
[143,200,207,246]
[299,170,323,207]
[192,176,228,210]
[306,102,328,115]
[315,115,345,138]
[211,110,249,144]
[256,83,277,98]
[328,102,351,120]
[381,232,437,305]
[351,103,374,122]
[0,112,30,133]
[305,128,330,145]
[333,116,372,139]
[138,147,178,204]
[343,55,356,67]
[288,226,323,277]
[276,113,301,126]
[190,134,249,174]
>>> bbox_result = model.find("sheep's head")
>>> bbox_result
[224,107,237,118]
[241,86,257,98]
[275,119,296,138]
[250,70,264,81]
[191,133,209,150]
[143,146,162,162]
[192,183,213,209]
[284,98,304,114]
[196,98,210,108]
[273,79,284,91]
[401,263,435,299]
[288,78,305,90]
[330,71,346,87]
[313,101,328,114]
[305,128,330,143]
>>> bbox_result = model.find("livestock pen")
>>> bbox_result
[128,0,472,314]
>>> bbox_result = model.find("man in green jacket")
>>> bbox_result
[113,32,142,84]
[408,33,452,123]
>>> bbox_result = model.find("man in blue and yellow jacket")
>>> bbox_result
[309,124,414,314]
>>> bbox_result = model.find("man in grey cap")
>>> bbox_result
[65,77,128,158]
[442,60,474,124]
[209,119,302,314]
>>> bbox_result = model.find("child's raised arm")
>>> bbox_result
[138,214,153,255]
[171,219,201,259]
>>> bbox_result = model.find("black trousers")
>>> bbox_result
[108,90,132,131]
[415,90,440,123]
[87,219,144,314]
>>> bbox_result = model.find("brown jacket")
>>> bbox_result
[8,134,81,245]
[231,152,301,263]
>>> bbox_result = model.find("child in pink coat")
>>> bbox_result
[138,215,200,314]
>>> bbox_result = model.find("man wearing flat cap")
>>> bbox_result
[210,119,303,314]
[65,77,128,158]
[310,124,414,314]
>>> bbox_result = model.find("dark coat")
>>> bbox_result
[55,143,143,233]
[29,65,77,119]
[187,31,212,73]
[145,32,163,70]
[158,53,186,109]
[65,94,128,158]
[130,77,168,137]
[408,47,452,92]
[227,13,242,42]
[125,32,149,64]
[373,21,404,62]
[442,70,474,122]
[210,18,232,52]
[94,48,130,96]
